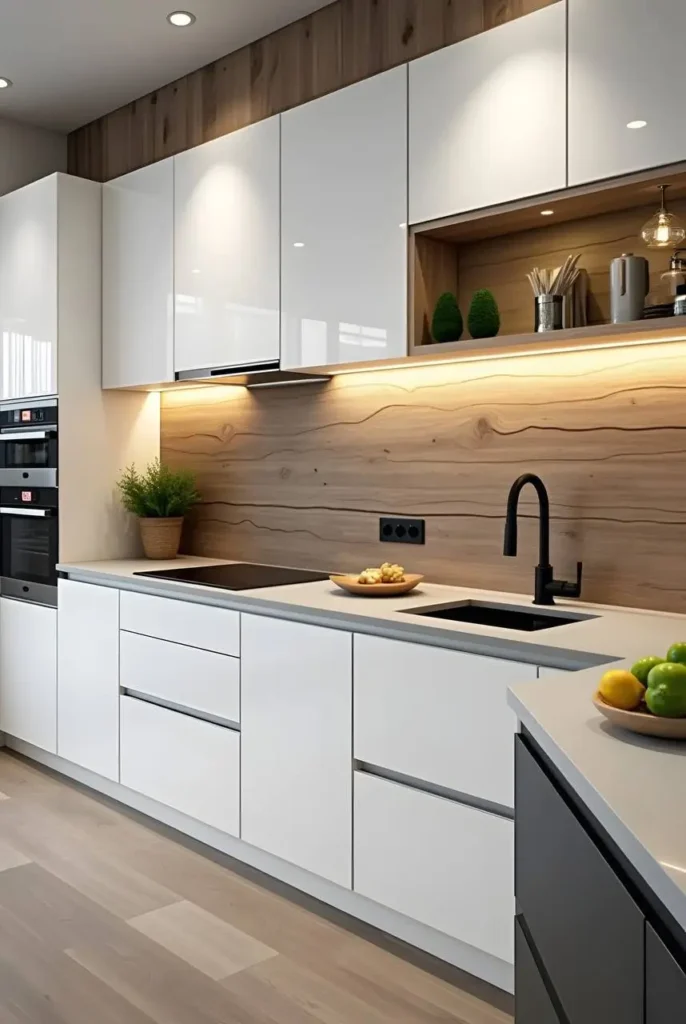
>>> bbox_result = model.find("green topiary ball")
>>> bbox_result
[431,292,463,343]
[468,289,501,339]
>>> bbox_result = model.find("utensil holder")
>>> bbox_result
[535,294,564,332]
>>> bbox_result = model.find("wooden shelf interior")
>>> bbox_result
[412,165,686,347]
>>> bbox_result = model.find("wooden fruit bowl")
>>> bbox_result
[330,574,424,597]
[593,693,686,739]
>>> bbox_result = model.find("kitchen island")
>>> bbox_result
[510,668,686,1023]
[11,556,686,998]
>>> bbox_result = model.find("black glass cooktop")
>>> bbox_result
[133,562,331,591]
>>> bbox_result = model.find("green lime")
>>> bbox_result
[646,662,686,717]
[630,656,665,686]
[666,643,686,666]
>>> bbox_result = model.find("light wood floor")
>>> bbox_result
[0,750,513,1023]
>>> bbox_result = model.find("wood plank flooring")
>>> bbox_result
[0,750,513,1023]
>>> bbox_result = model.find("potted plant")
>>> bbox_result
[431,292,464,343]
[468,289,501,339]
[117,459,200,560]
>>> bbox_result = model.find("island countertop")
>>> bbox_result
[509,663,686,939]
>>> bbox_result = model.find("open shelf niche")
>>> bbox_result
[410,162,686,352]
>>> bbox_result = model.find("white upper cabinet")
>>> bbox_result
[281,67,408,370]
[103,159,174,388]
[174,117,280,374]
[409,4,567,224]
[569,0,686,185]
[0,175,58,399]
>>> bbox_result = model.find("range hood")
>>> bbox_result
[175,360,331,389]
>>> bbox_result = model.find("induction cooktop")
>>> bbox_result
[133,562,331,591]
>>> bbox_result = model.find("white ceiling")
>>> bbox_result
[0,0,333,133]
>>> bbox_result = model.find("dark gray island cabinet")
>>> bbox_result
[515,736,686,1023]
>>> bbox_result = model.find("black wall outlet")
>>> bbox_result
[379,517,426,545]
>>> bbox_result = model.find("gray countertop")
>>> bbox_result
[57,556,686,670]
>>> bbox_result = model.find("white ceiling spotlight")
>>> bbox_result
[0,78,13,90]
[167,11,196,27]
[627,119,647,130]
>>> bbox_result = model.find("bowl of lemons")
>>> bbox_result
[594,643,686,738]
[330,564,424,597]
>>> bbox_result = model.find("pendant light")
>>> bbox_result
[641,185,686,249]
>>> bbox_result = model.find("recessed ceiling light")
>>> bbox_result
[167,11,196,27]
[0,78,13,90]
[540,209,554,216]
[293,242,305,248]
[627,119,647,130]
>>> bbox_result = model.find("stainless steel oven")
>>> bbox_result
[0,399,58,488]
[0,488,58,606]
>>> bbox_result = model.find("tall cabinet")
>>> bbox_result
[281,67,408,370]
[568,0,686,185]
[0,175,58,400]
[174,117,281,374]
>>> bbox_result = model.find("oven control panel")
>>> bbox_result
[0,404,58,427]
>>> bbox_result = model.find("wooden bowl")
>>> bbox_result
[330,574,424,597]
[593,693,686,739]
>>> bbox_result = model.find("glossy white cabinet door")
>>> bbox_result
[103,159,174,388]
[0,176,57,399]
[355,772,515,964]
[569,0,686,184]
[0,597,57,752]
[409,4,566,224]
[354,635,535,809]
[281,67,408,369]
[241,614,352,887]
[174,117,280,373]
[57,579,120,780]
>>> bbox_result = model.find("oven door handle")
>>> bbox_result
[0,430,56,441]
[0,507,54,518]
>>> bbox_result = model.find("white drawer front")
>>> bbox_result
[120,696,239,835]
[354,634,536,808]
[120,590,239,656]
[120,631,240,723]
[354,772,514,964]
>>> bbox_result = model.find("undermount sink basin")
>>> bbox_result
[403,600,596,633]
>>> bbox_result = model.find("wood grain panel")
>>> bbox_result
[161,341,686,614]
[67,0,559,181]
[414,199,686,342]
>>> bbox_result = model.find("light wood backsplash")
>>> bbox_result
[161,340,686,614]
[68,0,558,181]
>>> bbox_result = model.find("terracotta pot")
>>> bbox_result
[139,517,184,560]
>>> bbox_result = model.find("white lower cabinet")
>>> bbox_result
[120,696,239,835]
[241,614,353,887]
[354,772,514,965]
[354,635,535,809]
[0,597,57,752]
[57,580,120,779]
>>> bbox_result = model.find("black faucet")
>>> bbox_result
[503,473,583,606]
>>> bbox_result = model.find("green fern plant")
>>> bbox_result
[117,459,200,519]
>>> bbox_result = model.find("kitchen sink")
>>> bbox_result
[403,600,596,632]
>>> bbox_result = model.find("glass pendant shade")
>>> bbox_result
[641,185,686,249]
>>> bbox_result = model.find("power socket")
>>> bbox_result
[379,517,426,545]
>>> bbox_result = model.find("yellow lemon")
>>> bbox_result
[598,669,645,711]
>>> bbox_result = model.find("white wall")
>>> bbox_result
[0,117,67,196]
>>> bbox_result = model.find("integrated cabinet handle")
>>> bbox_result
[0,507,53,517]
[0,430,55,441]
